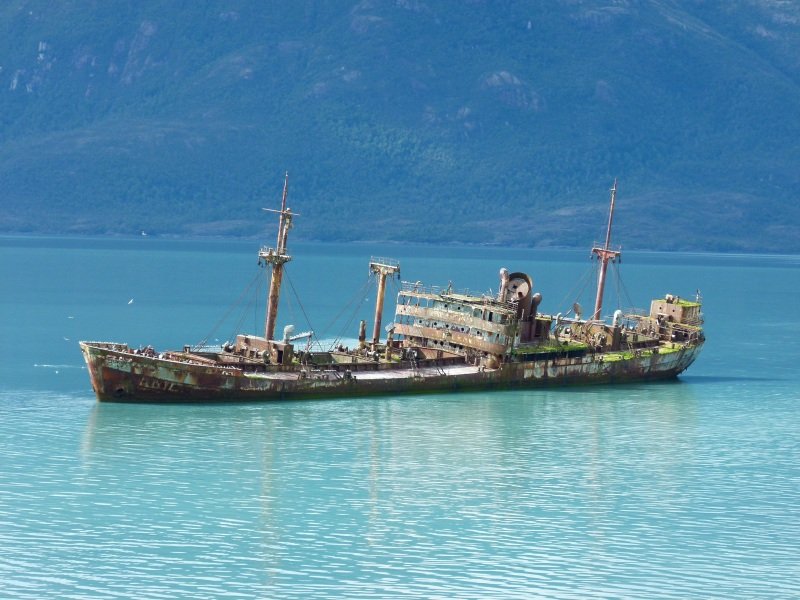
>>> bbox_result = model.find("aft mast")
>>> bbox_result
[259,172,295,341]
[591,179,621,321]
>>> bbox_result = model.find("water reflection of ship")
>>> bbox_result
[80,382,698,571]
[81,402,286,462]
[366,383,701,539]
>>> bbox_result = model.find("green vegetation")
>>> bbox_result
[1,1,799,252]
[514,341,588,355]
[601,352,630,363]
[657,345,682,355]
[602,344,683,361]
[673,299,701,307]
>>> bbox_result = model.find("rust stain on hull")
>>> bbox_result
[80,341,703,403]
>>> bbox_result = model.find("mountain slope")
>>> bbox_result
[1,0,799,252]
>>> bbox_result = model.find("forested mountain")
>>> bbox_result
[1,1,799,252]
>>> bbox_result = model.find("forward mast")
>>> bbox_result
[259,172,296,341]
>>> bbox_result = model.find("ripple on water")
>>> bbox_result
[1,387,799,598]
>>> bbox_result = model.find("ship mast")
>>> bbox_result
[369,257,401,349]
[259,172,295,341]
[591,179,621,321]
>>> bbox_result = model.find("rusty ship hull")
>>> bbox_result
[79,177,705,404]
[80,340,703,403]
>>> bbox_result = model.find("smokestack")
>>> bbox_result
[384,327,395,360]
[358,320,367,349]
[498,268,510,302]
[531,292,542,320]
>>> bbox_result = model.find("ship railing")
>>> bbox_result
[620,307,703,328]
[370,256,400,269]
[86,341,130,353]
[680,316,704,327]
[590,242,623,254]
[559,307,646,324]
[399,281,515,309]
[191,344,225,353]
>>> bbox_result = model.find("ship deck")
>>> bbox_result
[352,364,483,380]
[243,364,485,381]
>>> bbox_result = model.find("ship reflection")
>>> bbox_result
[80,382,699,578]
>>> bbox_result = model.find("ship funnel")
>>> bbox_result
[358,320,367,349]
[573,302,583,321]
[498,268,510,302]
[531,292,542,320]
[500,272,533,319]
[283,324,295,343]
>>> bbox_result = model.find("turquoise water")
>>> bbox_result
[1,237,799,598]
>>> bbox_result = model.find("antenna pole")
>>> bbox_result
[591,179,621,321]
[260,172,294,341]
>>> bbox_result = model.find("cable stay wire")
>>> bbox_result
[193,269,264,349]
[386,273,402,324]
[596,260,627,320]
[612,261,636,313]
[327,276,376,351]
[282,269,299,334]
[230,274,262,344]
[389,272,401,296]
[253,273,262,336]
[283,268,316,343]
[557,259,597,315]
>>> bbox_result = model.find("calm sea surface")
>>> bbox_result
[1,236,799,599]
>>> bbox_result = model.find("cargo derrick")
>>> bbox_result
[369,258,401,350]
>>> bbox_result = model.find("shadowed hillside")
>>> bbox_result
[1,0,799,252]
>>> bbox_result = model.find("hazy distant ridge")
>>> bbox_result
[1,1,799,252]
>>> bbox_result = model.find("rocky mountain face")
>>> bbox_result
[1,0,799,252]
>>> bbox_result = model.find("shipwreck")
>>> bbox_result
[80,176,704,402]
